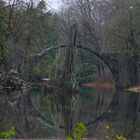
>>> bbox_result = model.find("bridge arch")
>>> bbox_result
[29,44,119,87]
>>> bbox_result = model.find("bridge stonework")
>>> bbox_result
[29,45,139,88]
[100,53,120,87]
[102,54,140,88]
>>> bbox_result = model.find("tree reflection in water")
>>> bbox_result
[0,87,139,139]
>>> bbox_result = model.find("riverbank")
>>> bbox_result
[82,82,114,89]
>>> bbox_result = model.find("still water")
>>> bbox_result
[0,86,140,139]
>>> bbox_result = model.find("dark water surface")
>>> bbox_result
[0,86,140,139]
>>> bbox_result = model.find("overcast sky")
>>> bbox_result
[4,0,63,12]
[47,0,63,11]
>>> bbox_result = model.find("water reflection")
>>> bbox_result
[0,87,140,139]
[108,90,140,139]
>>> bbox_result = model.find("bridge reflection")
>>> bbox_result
[0,87,139,139]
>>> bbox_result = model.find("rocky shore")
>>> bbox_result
[0,70,28,90]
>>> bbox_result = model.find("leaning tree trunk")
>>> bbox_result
[59,24,78,136]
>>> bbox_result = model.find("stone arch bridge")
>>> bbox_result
[28,44,139,88]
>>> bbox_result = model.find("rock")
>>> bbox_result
[0,69,28,89]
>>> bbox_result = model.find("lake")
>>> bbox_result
[0,86,140,139]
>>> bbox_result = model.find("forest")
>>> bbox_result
[0,0,140,139]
